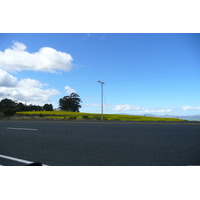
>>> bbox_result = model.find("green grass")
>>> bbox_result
[16,111,186,121]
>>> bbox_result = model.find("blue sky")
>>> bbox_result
[0,33,200,116]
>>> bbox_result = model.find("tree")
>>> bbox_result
[15,102,25,111]
[43,103,53,111]
[3,108,16,117]
[59,93,82,112]
[0,98,46,111]
[0,98,17,111]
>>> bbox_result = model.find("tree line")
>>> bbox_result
[0,93,82,113]
[0,98,53,112]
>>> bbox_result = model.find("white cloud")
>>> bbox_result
[12,41,27,51]
[64,85,76,95]
[112,104,143,111]
[141,109,172,113]
[0,69,18,87]
[0,41,73,73]
[85,103,113,108]
[111,104,173,113]
[0,69,60,105]
[182,106,200,111]
[85,103,100,107]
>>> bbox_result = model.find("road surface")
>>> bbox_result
[0,120,200,166]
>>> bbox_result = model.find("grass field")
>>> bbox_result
[16,111,186,121]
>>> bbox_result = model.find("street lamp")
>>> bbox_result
[97,80,105,121]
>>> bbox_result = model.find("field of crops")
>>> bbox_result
[16,111,186,121]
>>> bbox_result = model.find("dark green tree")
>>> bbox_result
[0,98,17,111]
[0,98,45,111]
[15,102,25,111]
[43,103,53,111]
[3,108,16,117]
[59,93,82,112]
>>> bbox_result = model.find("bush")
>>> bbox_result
[3,108,16,117]
[39,113,44,117]
[68,116,77,120]
[111,118,121,121]
[82,115,89,119]
[93,116,101,121]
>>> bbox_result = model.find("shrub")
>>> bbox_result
[3,108,16,117]
[111,118,121,121]
[82,115,89,119]
[39,113,44,117]
[94,116,101,121]
[68,116,77,120]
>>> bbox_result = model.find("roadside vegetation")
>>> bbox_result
[15,111,186,121]
[0,97,187,121]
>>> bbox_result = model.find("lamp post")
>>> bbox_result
[97,80,105,121]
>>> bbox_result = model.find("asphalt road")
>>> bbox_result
[0,120,200,166]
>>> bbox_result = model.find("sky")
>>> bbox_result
[1,2,199,197]
[0,33,200,116]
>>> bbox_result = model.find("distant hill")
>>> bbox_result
[118,113,200,121]
[162,114,200,121]
[141,114,200,121]
[178,115,200,121]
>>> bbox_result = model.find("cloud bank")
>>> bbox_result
[111,104,172,113]
[0,69,60,105]
[112,104,142,111]
[0,41,73,73]
[141,108,172,113]
[85,103,100,107]
[182,106,200,111]
[82,103,200,115]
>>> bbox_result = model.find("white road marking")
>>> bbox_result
[0,154,48,166]
[0,154,33,164]
[6,127,37,131]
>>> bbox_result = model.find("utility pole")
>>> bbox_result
[97,80,105,121]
